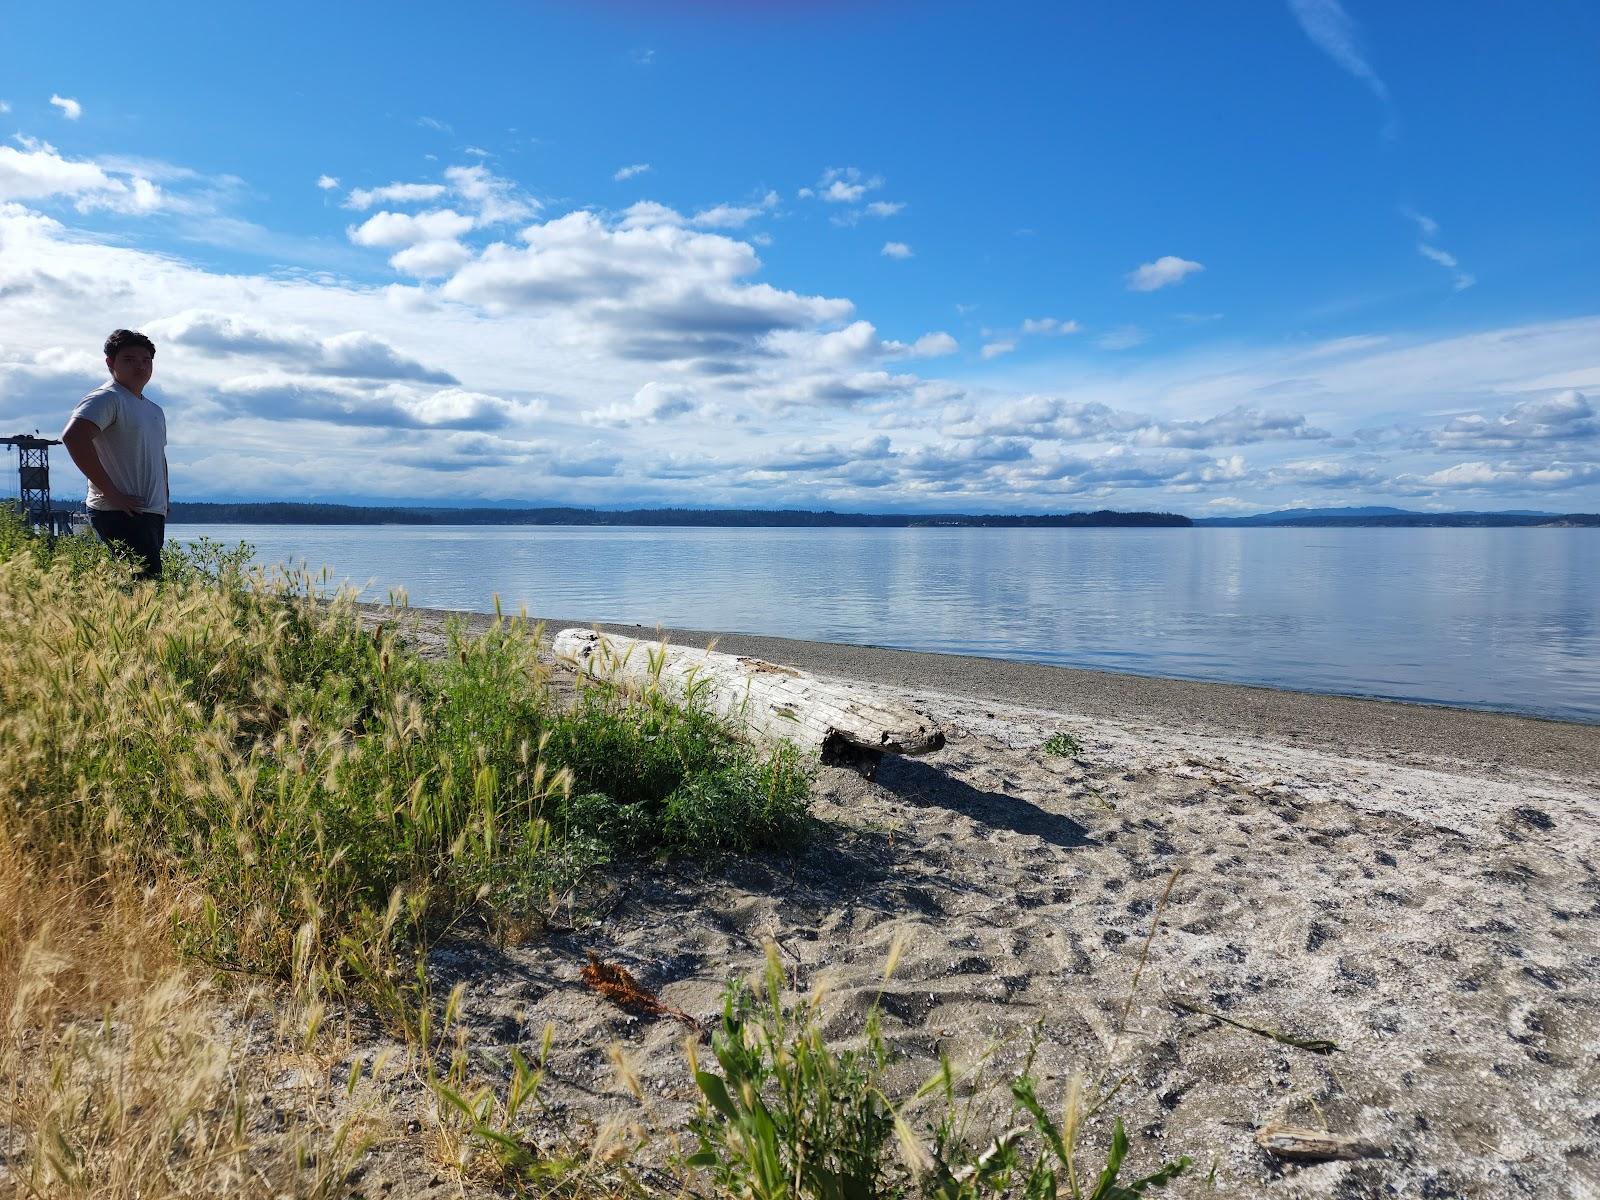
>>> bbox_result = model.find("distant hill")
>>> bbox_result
[166,502,1193,529]
[1194,506,1594,528]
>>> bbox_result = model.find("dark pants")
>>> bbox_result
[89,510,165,580]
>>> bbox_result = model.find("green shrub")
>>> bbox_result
[550,673,813,858]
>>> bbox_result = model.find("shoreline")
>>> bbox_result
[379,604,1600,783]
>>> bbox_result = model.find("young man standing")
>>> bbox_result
[61,329,169,580]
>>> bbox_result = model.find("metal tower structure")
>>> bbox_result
[3,434,64,533]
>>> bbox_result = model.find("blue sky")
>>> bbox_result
[1,0,1597,513]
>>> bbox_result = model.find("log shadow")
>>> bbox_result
[874,756,1098,850]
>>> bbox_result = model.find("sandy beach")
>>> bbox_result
[317,605,1600,1198]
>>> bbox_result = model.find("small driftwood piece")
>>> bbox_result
[552,628,944,776]
[1255,1124,1381,1162]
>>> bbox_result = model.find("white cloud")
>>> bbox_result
[981,340,1017,360]
[145,310,459,384]
[1132,405,1331,449]
[389,239,473,278]
[865,201,905,218]
[765,321,956,370]
[444,164,537,225]
[756,370,919,412]
[619,200,685,229]
[0,101,13,114]
[1418,462,1512,488]
[1402,207,1439,238]
[1265,458,1383,488]
[0,138,161,213]
[691,192,779,229]
[906,332,958,358]
[1126,256,1203,292]
[417,116,453,133]
[586,381,699,427]
[1287,0,1389,102]
[881,241,912,259]
[954,397,1326,453]
[344,207,476,278]
[951,398,1132,443]
[213,374,533,431]
[804,320,885,363]
[348,209,475,249]
[815,167,882,204]
[437,209,854,370]
[345,182,448,210]
[316,175,339,190]
[1416,242,1474,291]
[756,434,894,475]
[49,94,82,120]
[1430,390,1595,451]
[613,163,651,181]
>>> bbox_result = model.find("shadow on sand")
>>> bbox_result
[874,756,1097,851]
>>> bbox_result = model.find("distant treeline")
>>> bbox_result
[166,502,1193,528]
[1196,513,1600,528]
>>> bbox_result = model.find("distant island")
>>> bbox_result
[166,502,1193,528]
[154,502,1600,529]
[1191,505,1600,528]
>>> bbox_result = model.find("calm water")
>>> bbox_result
[166,525,1600,723]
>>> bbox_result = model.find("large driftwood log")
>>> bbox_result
[552,629,944,776]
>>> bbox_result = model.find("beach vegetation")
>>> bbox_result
[0,505,811,977]
[1042,732,1082,758]
[683,946,1191,1200]
[0,507,809,1188]
[0,507,1184,1197]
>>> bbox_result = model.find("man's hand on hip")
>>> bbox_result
[102,490,144,514]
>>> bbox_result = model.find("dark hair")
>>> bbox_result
[104,329,156,358]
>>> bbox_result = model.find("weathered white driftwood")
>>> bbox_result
[552,629,944,774]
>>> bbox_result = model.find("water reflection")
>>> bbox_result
[168,525,1600,723]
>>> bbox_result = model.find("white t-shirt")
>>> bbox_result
[70,381,169,516]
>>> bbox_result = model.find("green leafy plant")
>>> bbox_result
[685,947,905,1200]
[683,947,1191,1200]
[1042,732,1081,758]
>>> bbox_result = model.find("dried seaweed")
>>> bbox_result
[581,953,701,1029]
